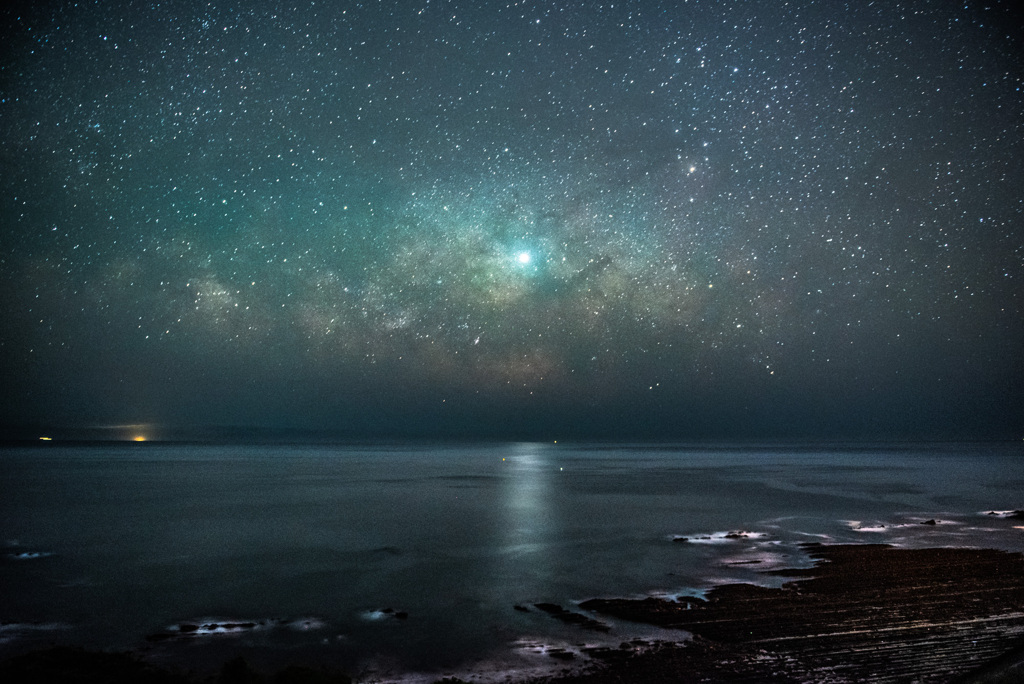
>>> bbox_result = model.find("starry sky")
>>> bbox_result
[1,0,1022,441]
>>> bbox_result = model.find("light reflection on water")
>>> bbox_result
[503,443,555,559]
[0,442,1022,676]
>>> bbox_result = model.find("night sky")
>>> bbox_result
[2,1,1022,441]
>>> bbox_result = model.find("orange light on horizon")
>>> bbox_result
[132,435,147,442]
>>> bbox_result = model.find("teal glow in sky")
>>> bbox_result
[1,1,1021,440]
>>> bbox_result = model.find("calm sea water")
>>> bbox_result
[2,442,1022,680]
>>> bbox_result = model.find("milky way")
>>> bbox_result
[1,1,1021,439]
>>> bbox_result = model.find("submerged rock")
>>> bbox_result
[533,603,610,632]
[146,617,321,642]
[986,510,1024,520]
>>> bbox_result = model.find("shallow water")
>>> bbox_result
[1,442,1022,680]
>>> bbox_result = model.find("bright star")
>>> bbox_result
[516,251,531,265]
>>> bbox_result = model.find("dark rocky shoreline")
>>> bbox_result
[557,543,1024,683]
[4,543,1024,683]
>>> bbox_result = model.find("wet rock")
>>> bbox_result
[986,510,1024,519]
[534,602,565,614]
[580,544,1024,683]
[533,603,610,632]
[364,608,408,622]
[5,551,54,560]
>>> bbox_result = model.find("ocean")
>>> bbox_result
[1,442,1022,681]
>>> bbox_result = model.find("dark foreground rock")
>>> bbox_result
[0,646,192,684]
[562,544,1024,683]
[0,648,352,684]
